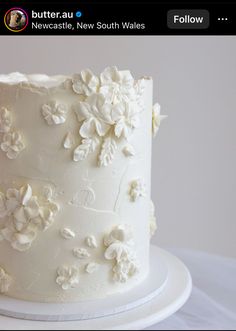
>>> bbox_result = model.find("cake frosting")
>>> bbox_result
[0,67,164,303]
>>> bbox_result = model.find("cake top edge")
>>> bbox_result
[0,67,152,88]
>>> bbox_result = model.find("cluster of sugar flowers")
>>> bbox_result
[0,107,25,159]
[71,67,146,167]
[104,224,139,283]
[0,184,59,252]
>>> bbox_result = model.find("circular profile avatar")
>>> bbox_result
[4,8,28,32]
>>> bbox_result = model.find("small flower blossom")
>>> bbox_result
[56,265,79,290]
[129,179,146,202]
[0,184,59,251]
[72,69,99,96]
[104,225,139,283]
[1,131,25,159]
[42,101,68,125]
[99,67,136,104]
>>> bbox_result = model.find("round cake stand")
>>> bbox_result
[0,246,192,330]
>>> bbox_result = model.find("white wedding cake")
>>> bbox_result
[0,67,164,303]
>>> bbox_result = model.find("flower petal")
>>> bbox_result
[111,103,125,122]
[20,185,32,206]
[100,66,119,85]
[74,102,91,122]
[79,118,96,138]
[94,119,110,137]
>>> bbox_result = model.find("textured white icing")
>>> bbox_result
[0,67,154,302]
[70,187,96,208]
[0,72,69,88]
[1,131,25,159]
[0,267,12,293]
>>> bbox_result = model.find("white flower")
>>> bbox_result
[104,225,139,283]
[112,252,138,283]
[152,103,166,137]
[5,185,40,227]
[0,107,12,133]
[0,184,59,251]
[1,131,25,159]
[42,101,68,125]
[100,67,136,104]
[72,69,99,96]
[74,94,112,138]
[56,265,79,290]
[111,102,140,139]
[1,185,40,251]
[0,267,12,293]
[129,179,146,202]
[1,221,37,252]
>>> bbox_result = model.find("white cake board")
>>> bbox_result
[0,246,192,330]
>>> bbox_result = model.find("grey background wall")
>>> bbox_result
[0,36,235,257]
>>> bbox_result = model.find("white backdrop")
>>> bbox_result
[0,36,235,257]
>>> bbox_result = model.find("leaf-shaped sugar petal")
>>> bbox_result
[63,132,74,149]
[98,137,117,167]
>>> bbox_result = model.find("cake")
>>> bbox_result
[0,67,164,303]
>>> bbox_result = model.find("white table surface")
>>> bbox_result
[146,248,236,330]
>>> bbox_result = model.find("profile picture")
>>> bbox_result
[4,8,28,32]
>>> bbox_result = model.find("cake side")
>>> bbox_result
[0,67,162,302]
